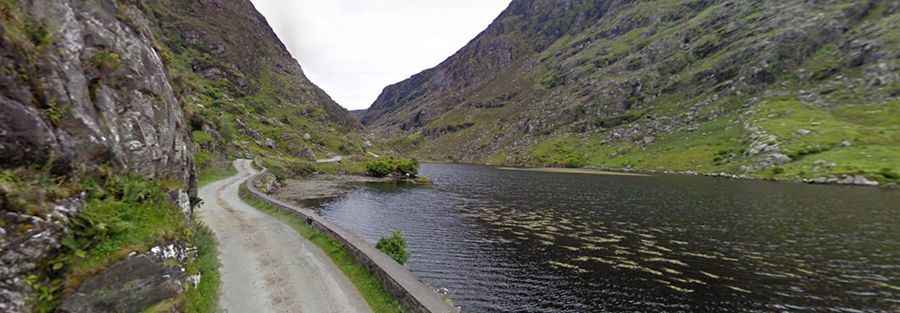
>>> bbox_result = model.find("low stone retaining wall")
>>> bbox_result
[244,171,458,313]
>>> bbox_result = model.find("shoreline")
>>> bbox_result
[243,168,458,313]
[419,161,894,189]
[272,174,426,208]
[497,167,651,177]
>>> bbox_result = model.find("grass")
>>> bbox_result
[752,99,900,183]
[238,184,405,313]
[183,224,220,313]
[186,166,230,313]
[62,174,191,293]
[518,98,900,185]
[4,165,226,313]
[527,113,749,173]
[198,164,237,188]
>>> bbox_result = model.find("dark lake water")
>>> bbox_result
[317,164,900,313]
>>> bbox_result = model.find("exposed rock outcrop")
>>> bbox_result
[0,0,194,182]
[58,243,196,313]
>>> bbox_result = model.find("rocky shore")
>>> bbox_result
[265,175,395,208]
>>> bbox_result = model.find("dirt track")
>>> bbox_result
[198,159,372,313]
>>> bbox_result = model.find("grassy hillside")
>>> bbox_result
[142,0,364,172]
[364,0,899,185]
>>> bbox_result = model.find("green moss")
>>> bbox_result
[238,185,406,313]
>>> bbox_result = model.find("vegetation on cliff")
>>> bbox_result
[140,0,364,175]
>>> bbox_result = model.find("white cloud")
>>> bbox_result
[248,0,511,110]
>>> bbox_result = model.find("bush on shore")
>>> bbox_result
[375,231,408,265]
[366,158,419,178]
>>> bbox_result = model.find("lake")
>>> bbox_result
[317,164,900,312]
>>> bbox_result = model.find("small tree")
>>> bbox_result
[376,230,408,265]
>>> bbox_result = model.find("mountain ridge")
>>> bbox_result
[363,0,899,186]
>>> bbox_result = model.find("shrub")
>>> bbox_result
[880,168,899,180]
[365,158,419,178]
[392,159,418,177]
[91,51,121,74]
[541,71,563,89]
[560,155,587,168]
[215,116,236,142]
[376,231,408,265]
[192,130,214,146]
[194,150,212,170]
[26,22,52,47]
[366,160,392,178]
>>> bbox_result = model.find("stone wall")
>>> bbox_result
[244,172,458,313]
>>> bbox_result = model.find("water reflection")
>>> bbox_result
[318,164,900,313]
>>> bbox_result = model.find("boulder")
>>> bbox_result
[58,243,195,313]
[0,196,84,313]
[297,147,317,161]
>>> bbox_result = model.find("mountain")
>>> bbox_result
[363,0,899,185]
[0,0,359,311]
[350,109,367,120]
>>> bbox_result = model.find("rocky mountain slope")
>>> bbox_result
[0,0,359,312]
[362,0,900,185]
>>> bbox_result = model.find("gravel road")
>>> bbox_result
[198,159,372,313]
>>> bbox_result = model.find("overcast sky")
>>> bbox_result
[248,0,511,110]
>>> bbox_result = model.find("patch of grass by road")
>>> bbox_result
[183,223,220,313]
[238,185,405,313]
[198,165,238,188]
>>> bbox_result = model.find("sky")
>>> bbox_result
[248,0,512,110]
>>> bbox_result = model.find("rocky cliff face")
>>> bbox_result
[1,1,196,311]
[0,0,358,312]
[0,0,194,188]
[364,0,900,185]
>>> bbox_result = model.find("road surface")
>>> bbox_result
[317,155,344,163]
[198,159,372,313]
